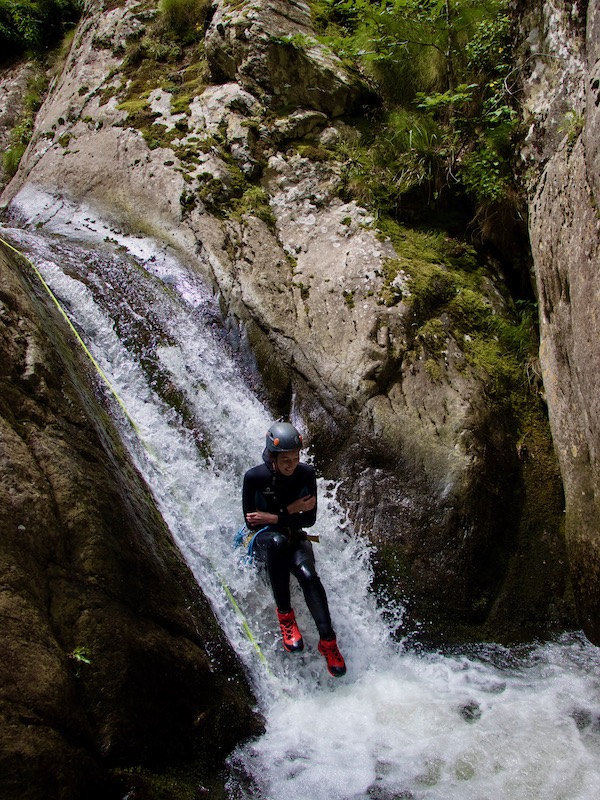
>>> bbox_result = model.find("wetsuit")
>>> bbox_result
[242,450,334,640]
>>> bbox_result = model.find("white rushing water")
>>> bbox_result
[4,200,600,800]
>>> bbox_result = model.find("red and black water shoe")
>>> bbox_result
[277,608,304,653]
[318,637,346,677]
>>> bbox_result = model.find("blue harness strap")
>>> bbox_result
[234,524,270,562]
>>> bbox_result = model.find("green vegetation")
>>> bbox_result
[1,1,81,176]
[69,645,91,664]
[159,0,210,43]
[116,0,210,131]
[229,183,276,226]
[68,644,92,677]
[559,109,584,152]
[343,289,355,309]
[373,218,539,402]
[2,66,47,177]
[305,1,538,406]
[0,0,83,62]
[109,0,277,227]
[294,280,311,301]
[311,0,518,218]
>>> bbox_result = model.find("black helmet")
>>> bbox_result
[266,422,303,453]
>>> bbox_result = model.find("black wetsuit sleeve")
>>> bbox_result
[276,465,318,529]
[242,466,264,526]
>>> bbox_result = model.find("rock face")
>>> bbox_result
[204,0,366,115]
[0,242,261,798]
[0,0,574,648]
[520,0,600,644]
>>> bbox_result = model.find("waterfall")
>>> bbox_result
[3,192,600,800]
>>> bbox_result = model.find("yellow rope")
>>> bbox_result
[219,574,272,672]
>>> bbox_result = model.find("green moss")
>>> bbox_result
[294,281,310,300]
[98,84,120,106]
[110,1,210,149]
[169,60,209,115]
[187,167,275,227]
[417,318,446,359]
[118,96,153,115]
[180,188,198,213]
[293,142,332,162]
[408,263,458,321]
[230,184,276,227]
[379,219,447,264]
[424,358,443,381]
[343,289,355,309]
[2,64,48,178]
[374,219,538,407]
[379,259,403,307]
[559,109,584,152]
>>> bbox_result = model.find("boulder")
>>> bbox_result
[0,241,261,799]
[205,0,367,115]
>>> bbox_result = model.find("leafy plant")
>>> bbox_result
[159,0,210,43]
[0,0,83,62]
[68,645,92,677]
[70,645,91,664]
[312,1,520,222]
[2,66,47,177]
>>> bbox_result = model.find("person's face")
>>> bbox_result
[274,450,300,476]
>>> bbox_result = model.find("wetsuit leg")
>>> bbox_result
[290,540,335,640]
[252,530,292,612]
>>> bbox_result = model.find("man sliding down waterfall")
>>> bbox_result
[242,422,346,677]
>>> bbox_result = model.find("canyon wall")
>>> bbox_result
[520,0,600,644]
[0,0,574,648]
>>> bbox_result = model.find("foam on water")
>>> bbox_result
[4,212,600,800]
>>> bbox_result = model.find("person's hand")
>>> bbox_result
[286,495,316,515]
[246,511,278,526]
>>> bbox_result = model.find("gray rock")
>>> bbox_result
[205,0,367,115]
[520,0,600,643]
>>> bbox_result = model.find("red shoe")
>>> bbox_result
[277,609,304,652]
[318,637,346,677]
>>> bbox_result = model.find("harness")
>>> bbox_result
[234,524,271,562]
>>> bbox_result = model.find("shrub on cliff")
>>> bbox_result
[311,0,519,226]
[159,0,210,43]
[0,0,83,62]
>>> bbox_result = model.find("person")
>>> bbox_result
[242,421,346,677]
